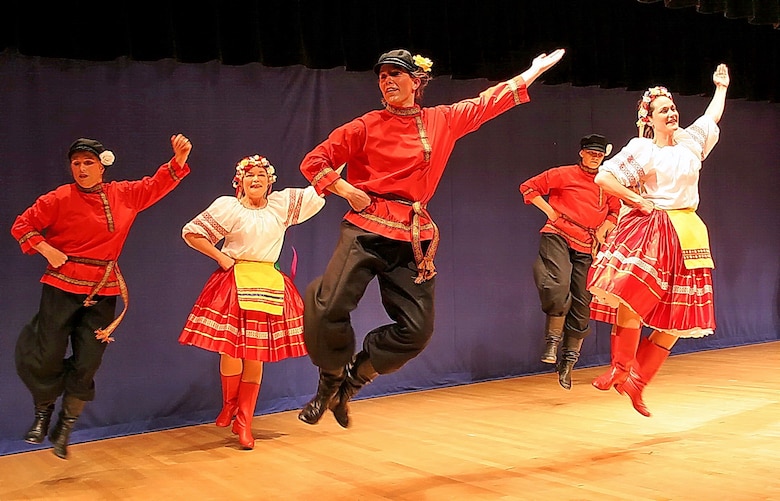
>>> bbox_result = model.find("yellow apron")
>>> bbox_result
[234,261,285,315]
[666,208,714,270]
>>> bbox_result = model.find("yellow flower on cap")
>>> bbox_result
[413,55,433,73]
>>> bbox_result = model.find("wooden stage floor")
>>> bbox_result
[2,341,779,500]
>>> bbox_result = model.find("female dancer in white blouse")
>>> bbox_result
[179,155,325,448]
[587,64,730,417]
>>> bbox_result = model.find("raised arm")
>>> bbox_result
[513,49,566,88]
[171,133,193,167]
[704,64,729,124]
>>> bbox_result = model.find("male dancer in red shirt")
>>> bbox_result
[12,134,191,458]
[519,134,621,389]
[298,47,565,427]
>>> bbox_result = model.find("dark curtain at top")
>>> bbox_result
[1,0,779,102]
[639,0,780,26]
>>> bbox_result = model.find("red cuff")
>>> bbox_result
[312,168,340,196]
[520,188,540,205]
[167,158,191,180]
[19,232,44,255]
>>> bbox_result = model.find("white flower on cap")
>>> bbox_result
[99,150,115,166]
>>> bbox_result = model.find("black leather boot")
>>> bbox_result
[330,351,378,429]
[49,395,86,460]
[541,315,565,364]
[298,368,345,425]
[557,336,584,390]
[23,401,55,444]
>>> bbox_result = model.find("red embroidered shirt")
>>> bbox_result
[520,164,621,254]
[12,159,190,296]
[300,79,530,242]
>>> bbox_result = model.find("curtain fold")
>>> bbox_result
[0,0,778,101]
[639,0,780,26]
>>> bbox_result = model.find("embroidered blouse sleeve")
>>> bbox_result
[282,186,326,227]
[599,138,653,188]
[182,196,235,245]
[678,115,720,162]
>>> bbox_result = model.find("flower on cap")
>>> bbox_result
[413,55,433,73]
[99,150,115,166]
[636,86,672,127]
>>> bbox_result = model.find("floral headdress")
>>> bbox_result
[636,86,673,134]
[232,155,277,197]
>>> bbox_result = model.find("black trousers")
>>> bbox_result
[304,221,436,374]
[532,233,593,340]
[15,284,117,403]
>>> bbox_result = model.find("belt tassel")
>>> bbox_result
[411,201,439,284]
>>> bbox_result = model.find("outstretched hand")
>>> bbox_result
[171,134,192,166]
[713,64,730,88]
[519,48,566,87]
[531,48,566,74]
[704,63,730,123]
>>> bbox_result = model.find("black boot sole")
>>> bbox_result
[298,400,332,425]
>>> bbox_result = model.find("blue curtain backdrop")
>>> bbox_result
[1,50,778,456]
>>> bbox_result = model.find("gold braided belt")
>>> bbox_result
[67,256,129,343]
[361,197,440,284]
[409,201,440,283]
[558,213,600,258]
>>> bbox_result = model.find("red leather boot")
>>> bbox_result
[231,381,260,449]
[215,373,241,427]
[591,325,641,391]
[616,338,670,417]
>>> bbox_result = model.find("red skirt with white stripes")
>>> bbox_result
[179,267,308,361]
[588,208,715,338]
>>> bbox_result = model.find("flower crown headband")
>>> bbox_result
[636,86,673,128]
[232,155,277,197]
